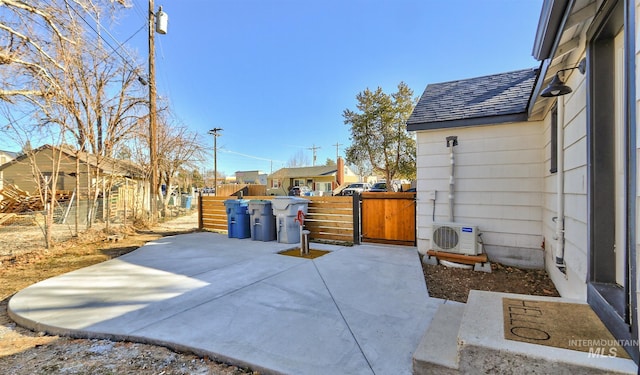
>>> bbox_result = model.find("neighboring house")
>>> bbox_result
[0,149,19,191]
[407,0,639,362]
[235,170,267,185]
[267,157,358,195]
[0,144,147,220]
[0,149,18,165]
[0,144,144,192]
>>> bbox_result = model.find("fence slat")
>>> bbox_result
[199,195,354,244]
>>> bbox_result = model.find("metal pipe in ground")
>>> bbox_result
[302,230,311,255]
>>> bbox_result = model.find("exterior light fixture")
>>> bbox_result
[540,58,586,97]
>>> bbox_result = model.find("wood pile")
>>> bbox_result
[0,184,72,213]
[0,213,16,225]
[0,184,42,213]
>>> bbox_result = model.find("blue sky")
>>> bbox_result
[4,0,544,177]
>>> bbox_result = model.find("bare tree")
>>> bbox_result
[155,114,206,217]
[0,0,129,101]
[2,1,146,227]
[286,149,311,168]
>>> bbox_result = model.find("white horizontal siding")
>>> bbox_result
[415,121,544,267]
[542,69,588,299]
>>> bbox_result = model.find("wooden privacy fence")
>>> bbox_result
[360,192,416,246]
[199,195,356,244]
[209,184,266,197]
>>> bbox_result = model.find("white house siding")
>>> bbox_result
[415,121,545,268]
[542,69,589,300]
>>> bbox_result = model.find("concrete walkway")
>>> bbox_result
[8,232,442,375]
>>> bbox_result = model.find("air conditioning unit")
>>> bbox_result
[431,222,480,255]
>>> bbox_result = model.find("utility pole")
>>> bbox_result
[148,0,157,223]
[208,128,223,196]
[307,144,321,166]
[148,1,167,223]
[333,142,342,161]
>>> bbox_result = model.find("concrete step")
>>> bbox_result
[413,301,465,375]
[413,291,638,374]
[457,291,637,374]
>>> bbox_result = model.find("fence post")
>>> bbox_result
[198,191,203,229]
[352,192,360,244]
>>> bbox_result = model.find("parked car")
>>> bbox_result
[289,186,311,196]
[369,182,388,192]
[340,183,371,196]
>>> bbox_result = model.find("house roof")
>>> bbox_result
[406,68,539,131]
[0,144,144,178]
[269,165,339,179]
[0,150,19,159]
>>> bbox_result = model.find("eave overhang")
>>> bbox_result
[407,112,529,132]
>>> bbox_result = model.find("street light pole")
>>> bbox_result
[208,128,223,196]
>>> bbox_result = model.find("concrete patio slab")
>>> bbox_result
[8,232,438,375]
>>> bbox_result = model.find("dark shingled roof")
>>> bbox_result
[406,68,538,131]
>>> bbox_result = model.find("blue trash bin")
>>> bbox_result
[182,195,192,209]
[224,199,251,238]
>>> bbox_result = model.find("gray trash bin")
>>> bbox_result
[271,197,310,244]
[248,200,276,241]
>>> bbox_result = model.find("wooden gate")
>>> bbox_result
[360,192,416,246]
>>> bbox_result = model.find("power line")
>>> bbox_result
[64,1,145,77]
[219,148,285,163]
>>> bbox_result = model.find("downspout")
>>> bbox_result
[554,97,566,270]
[446,136,458,222]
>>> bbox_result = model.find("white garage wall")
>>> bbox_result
[415,121,545,268]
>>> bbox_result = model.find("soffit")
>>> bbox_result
[529,0,598,121]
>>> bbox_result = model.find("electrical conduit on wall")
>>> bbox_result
[555,97,566,269]
[446,136,458,222]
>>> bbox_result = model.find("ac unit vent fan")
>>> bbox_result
[431,222,479,255]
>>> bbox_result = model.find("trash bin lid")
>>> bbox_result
[248,199,271,205]
[224,199,249,206]
[271,196,309,210]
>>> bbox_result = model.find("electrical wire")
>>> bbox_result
[62,0,146,76]
[69,0,143,69]
[130,0,148,24]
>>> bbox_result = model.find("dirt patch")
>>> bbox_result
[278,248,331,259]
[0,212,257,374]
[422,259,560,303]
